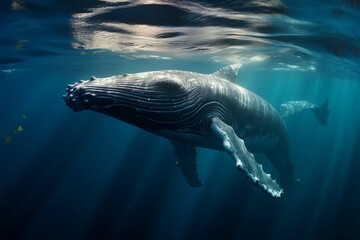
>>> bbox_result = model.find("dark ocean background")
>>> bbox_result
[1,0,359,239]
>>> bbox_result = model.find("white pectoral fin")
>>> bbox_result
[210,117,283,197]
[170,139,202,187]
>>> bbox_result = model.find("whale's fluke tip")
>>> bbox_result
[313,98,329,125]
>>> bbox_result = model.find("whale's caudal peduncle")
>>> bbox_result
[64,64,328,197]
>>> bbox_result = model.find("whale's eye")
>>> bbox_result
[90,76,96,81]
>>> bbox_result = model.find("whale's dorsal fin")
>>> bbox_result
[170,140,202,187]
[212,64,242,82]
[210,117,283,197]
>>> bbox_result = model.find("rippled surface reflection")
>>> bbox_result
[70,0,359,77]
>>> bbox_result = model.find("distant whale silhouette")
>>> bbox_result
[64,65,329,197]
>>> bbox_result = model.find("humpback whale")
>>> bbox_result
[64,65,328,197]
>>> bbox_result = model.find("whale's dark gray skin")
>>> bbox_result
[64,65,328,197]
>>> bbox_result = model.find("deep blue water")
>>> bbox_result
[1,0,359,240]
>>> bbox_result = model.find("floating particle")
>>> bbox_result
[15,40,28,50]
[11,1,26,10]
[22,113,27,119]
[17,125,24,132]
[13,125,23,134]
[4,136,11,144]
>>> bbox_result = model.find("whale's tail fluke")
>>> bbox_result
[312,98,329,126]
[279,99,329,125]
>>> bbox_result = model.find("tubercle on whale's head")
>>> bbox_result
[63,76,98,112]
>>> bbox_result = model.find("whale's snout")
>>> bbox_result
[64,76,103,112]
[63,81,88,112]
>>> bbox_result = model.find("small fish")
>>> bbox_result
[4,136,11,144]
[22,113,27,119]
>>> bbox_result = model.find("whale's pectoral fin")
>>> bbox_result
[210,117,283,197]
[170,140,202,187]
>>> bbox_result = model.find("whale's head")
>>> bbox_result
[64,73,197,129]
